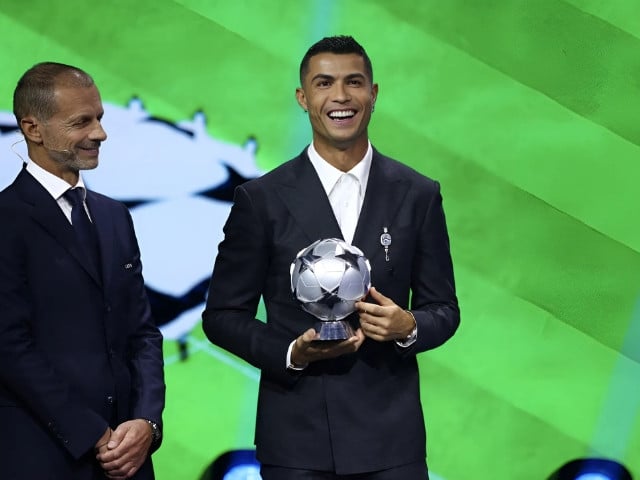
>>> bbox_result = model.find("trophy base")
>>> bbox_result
[313,320,355,341]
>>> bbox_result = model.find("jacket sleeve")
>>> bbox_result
[121,207,165,447]
[202,185,298,386]
[397,180,460,356]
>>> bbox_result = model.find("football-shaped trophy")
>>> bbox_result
[290,238,371,341]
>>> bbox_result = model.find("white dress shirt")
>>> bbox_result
[26,160,89,223]
[307,141,372,245]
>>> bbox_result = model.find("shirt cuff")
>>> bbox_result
[286,339,308,370]
[395,310,418,348]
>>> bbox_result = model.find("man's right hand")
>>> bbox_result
[291,327,365,366]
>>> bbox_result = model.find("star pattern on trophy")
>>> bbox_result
[335,246,361,270]
[290,238,371,340]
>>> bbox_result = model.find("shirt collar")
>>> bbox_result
[26,159,86,201]
[307,141,373,196]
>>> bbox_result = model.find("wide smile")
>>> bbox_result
[327,109,357,123]
[78,145,100,156]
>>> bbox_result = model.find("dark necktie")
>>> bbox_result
[63,187,101,273]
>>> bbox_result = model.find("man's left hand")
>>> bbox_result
[356,287,416,342]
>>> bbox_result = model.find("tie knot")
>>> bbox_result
[64,187,85,207]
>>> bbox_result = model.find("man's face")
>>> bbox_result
[39,83,107,172]
[296,53,378,153]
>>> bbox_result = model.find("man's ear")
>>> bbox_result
[295,87,308,112]
[20,116,42,144]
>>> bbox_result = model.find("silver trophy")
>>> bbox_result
[290,238,371,341]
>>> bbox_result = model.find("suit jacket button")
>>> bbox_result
[107,395,114,405]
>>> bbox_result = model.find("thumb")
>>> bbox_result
[369,286,392,306]
[300,328,319,345]
[107,427,124,449]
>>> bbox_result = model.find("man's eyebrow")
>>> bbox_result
[310,72,366,82]
[310,73,335,82]
[66,113,92,123]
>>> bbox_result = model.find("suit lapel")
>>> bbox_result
[353,150,410,262]
[275,153,343,244]
[86,191,113,288]
[274,150,410,262]
[15,169,102,286]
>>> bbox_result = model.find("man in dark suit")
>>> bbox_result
[0,62,165,479]
[202,36,459,479]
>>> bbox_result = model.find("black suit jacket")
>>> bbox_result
[203,148,459,474]
[0,168,165,479]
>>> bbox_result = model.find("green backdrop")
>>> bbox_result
[1,1,639,479]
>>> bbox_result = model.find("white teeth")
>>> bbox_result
[329,110,355,119]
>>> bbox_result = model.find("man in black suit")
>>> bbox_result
[202,36,459,479]
[0,62,165,479]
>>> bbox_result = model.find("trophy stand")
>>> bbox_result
[314,315,355,341]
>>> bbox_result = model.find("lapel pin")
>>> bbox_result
[380,227,391,262]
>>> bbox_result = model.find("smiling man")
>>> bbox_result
[203,36,460,479]
[0,62,165,479]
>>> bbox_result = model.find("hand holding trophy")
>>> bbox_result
[290,238,371,341]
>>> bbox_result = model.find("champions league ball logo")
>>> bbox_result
[290,238,371,340]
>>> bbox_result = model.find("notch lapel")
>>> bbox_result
[15,170,102,286]
[86,191,113,288]
[274,154,343,244]
[352,151,410,262]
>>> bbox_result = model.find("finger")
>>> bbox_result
[125,464,141,478]
[356,301,375,317]
[359,319,376,335]
[297,328,319,351]
[361,328,385,342]
[95,443,110,458]
[100,455,126,470]
[99,437,136,464]
[360,320,387,340]
[307,337,357,359]
[106,469,130,480]
[368,286,393,306]
[103,458,135,477]
[335,332,364,349]
[107,426,126,450]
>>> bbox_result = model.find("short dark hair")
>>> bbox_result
[299,35,373,84]
[13,62,95,126]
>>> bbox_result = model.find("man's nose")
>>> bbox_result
[91,121,107,141]
[333,82,351,102]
